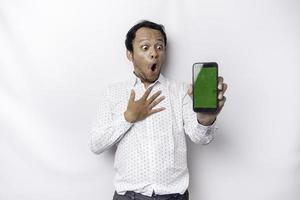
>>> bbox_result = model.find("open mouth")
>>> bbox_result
[151,63,157,72]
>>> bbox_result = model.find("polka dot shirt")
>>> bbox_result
[90,73,217,197]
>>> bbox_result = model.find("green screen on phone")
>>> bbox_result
[194,66,217,108]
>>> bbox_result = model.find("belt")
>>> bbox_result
[124,190,188,200]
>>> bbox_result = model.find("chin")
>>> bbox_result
[150,75,160,82]
[149,73,160,81]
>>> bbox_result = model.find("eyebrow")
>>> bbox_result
[138,38,164,43]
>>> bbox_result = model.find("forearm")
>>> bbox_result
[89,115,133,154]
[182,85,217,144]
[184,117,216,144]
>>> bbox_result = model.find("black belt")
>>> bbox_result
[124,190,188,200]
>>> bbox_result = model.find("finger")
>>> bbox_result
[222,83,228,93]
[142,85,154,100]
[148,107,166,116]
[218,92,223,100]
[218,96,226,108]
[129,89,136,101]
[187,84,193,97]
[147,90,162,103]
[149,96,165,109]
[218,76,224,90]
[218,83,228,100]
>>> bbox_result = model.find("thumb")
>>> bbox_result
[187,84,193,97]
[129,89,136,101]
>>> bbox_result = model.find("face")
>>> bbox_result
[127,27,166,84]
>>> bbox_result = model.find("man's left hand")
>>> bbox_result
[188,76,227,126]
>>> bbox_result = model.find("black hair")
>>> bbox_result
[125,20,167,52]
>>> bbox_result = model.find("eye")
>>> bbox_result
[156,45,164,51]
[141,45,149,51]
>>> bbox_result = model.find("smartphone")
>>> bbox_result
[192,62,218,113]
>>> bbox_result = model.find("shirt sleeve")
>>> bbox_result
[89,87,133,154]
[182,84,218,145]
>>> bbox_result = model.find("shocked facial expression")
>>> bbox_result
[127,27,166,85]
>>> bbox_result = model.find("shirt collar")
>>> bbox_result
[130,71,167,87]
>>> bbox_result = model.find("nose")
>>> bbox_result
[150,48,159,59]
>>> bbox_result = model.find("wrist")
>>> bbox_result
[124,111,135,123]
[197,115,216,126]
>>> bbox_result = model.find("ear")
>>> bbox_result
[126,50,133,61]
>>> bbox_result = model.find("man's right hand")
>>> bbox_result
[124,86,166,123]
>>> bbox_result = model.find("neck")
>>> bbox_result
[142,82,151,89]
[133,71,156,89]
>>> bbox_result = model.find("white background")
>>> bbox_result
[1,0,299,199]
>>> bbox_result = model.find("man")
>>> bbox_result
[90,20,227,200]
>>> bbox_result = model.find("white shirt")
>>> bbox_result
[89,73,217,197]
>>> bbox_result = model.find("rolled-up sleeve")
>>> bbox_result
[182,84,217,145]
[89,87,133,154]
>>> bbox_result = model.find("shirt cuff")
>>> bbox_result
[196,119,218,136]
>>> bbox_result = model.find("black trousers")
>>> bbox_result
[113,190,189,200]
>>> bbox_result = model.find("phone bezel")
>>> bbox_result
[192,62,219,113]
